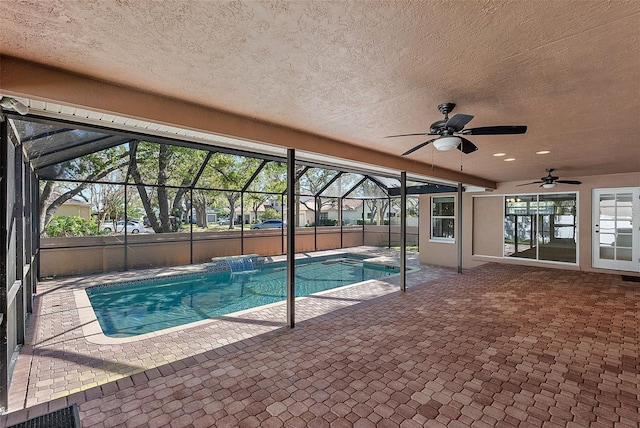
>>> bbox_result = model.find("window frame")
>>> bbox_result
[430,195,455,243]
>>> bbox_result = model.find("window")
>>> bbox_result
[504,193,577,263]
[431,196,455,242]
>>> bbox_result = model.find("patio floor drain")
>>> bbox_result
[8,404,81,428]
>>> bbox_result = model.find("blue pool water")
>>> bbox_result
[87,256,398,337]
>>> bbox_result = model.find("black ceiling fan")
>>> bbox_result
[517,168,582,188]
[385,103,527,156]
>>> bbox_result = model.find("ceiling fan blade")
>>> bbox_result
[384,132,428,138]
[445,114,474,132]
[457,137,478,154]
[516,181,543,186]
[402,139,437,156]
[461,125,527,135]
[555,180,582,185]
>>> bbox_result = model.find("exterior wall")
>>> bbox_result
[472,196,504,257]
[418,193,482,269]
[420,172,640,275]
[55,204,91,221]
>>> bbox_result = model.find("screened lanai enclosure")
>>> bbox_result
[1,112,460,410]
[9,116,455,277]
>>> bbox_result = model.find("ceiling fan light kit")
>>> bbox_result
[542,182,557,189]
[432,136,460,151]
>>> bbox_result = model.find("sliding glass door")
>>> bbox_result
[504,193,577,264]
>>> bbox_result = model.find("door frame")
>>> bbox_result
[592,187,640,272]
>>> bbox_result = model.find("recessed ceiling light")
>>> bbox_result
[493,153,506,157]
[504,158,516,162]
[536,150,550,155]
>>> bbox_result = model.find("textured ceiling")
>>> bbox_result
[1,0,639,183]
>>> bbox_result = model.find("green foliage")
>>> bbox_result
[200,154,263,190]
[245,161,287,194]
[298,167,339,195]
[134,142,208,186]
[308,219,339,227]
[260,207,281,221]
[357,219,379,225]
[45,216,102,237]
[49,143,129,182]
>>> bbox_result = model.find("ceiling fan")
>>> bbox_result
[385,103,527,156]
[517,168,582,189]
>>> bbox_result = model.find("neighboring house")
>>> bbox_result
[311,198,364,225]
[235,204,266,224]
[300,198,392,226]
[189,208,218,224]
[55,197,91,221]
[235,197,414,226]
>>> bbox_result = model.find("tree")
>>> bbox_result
[407,196,419,217]
[364,198,391,225]
[358,179,389,225]
[245,162,287,223]
[129,142,206,233]
[39,147,129,236]
[198,154,264,229]
[298,168,340,224]
[261,206,280,221]
[191,192,209,228]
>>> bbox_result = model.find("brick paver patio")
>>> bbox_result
[1,250,639,427]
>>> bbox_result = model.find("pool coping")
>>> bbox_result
[73,250,419,344]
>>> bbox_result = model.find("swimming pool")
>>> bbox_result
[86,255,399,337]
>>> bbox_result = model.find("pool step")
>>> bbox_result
[363,256,401,271]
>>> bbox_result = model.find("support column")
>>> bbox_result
[457,183,463,274]
[240,192,244,255]
[124,184,128,271]
[189,190,193,264]
[286,149,296,328]
[14,139,24,345]
[388,197,391,248]
[281,194,285,254]
[361,207,365,244]
[35,178,40,284]
[314,197,318,251]
[339,198,343,248]
[400,172,407,292]
[25,165,34,313]
[0,118,9,411]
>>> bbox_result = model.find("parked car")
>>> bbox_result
[251,219,285,229]
[101,220,145,234]
[217,218,230,225]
